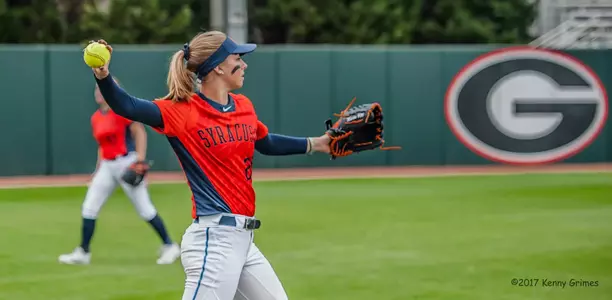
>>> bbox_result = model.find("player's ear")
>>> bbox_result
[213,66,224,75]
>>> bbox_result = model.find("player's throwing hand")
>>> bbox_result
[90,39,113,80]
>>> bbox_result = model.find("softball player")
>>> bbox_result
[58,82,180,265]
[89,32,331,300]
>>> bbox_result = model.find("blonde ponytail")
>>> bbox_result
[162,31,227,102]
[164,50,195,102]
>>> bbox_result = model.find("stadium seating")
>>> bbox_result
[531,0,612,48]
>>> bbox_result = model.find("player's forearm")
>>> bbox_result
[95,74,164,128]
[96,148,102,169]
[134,129,147,161]
[255,134,307,155]
[255,133,331,156]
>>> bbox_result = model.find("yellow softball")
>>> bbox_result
[83,42,111,68]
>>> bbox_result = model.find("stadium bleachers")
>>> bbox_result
[531,0,612,48]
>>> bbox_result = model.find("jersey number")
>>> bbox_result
[244,156,253,181]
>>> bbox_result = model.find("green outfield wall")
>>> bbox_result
[0,44,608,176]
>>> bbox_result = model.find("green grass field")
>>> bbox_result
[0,172,611,300]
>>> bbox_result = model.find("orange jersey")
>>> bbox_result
[152,92,268,218]
[91,109,135,160]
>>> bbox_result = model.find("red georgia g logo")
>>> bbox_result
[445,46,608,165]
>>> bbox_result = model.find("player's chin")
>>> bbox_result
[231,77,245,89]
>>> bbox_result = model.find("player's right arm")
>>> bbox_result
[89,40,162,128]
[90,39,187,137]
[95,75,163,128]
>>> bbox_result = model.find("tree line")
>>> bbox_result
[0,0,537,44]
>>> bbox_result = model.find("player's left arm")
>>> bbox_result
[255,134,330,155]
[254,120,330,155]
[129,122,147,161]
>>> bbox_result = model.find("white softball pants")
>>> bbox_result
[81,152,157,221]
[181,213,289,300]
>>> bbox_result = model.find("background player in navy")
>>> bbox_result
[58,81,181,265]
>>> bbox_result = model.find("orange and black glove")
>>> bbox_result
[324,97,400,160]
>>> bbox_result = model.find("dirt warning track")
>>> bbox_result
[0,163,609,189]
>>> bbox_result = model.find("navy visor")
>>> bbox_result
[195,37,256,79]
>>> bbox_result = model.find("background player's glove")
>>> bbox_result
[121,160,152,186]
[324,97,400,160]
